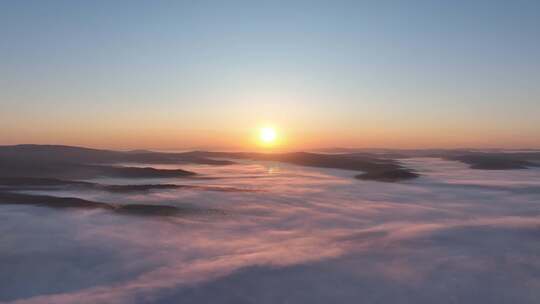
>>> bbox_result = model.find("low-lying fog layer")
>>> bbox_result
[1,158,540,303]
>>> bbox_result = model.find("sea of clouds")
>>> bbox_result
[1,158,540,303]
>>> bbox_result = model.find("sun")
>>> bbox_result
[259,127,277,145]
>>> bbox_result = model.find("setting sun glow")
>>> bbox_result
[259,127,277,145]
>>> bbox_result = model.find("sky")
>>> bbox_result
[1,0,539,151]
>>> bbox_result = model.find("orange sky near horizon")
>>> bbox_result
[2,118,539,151]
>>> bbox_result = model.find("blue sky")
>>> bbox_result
[1,0,539,149]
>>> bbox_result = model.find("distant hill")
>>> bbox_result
[0,144,234,166]
[2,145,538,180]
[315,147,540,170]
[0,145,224,179]
[0,145,420,182]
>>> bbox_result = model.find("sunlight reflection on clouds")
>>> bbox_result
[2,158,540,303]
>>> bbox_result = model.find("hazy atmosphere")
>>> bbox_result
[1,1,540,304]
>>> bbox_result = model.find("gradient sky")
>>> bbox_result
[1,0,539,150]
